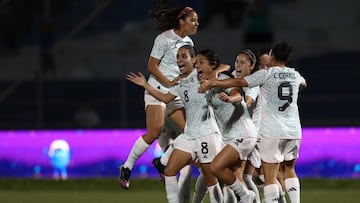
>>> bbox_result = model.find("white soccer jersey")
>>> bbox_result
[209,74,257,141]
[243,86,259,102]
[169,70,219,139]
[148,29,194,92]
[243,85,259,120]
[244,67,306,139]
[251,99,261,132]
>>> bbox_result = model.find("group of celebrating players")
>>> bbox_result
[119,1,306,203]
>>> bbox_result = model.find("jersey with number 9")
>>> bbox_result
[244,66,306,139]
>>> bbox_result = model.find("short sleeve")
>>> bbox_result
[150,34,168,60]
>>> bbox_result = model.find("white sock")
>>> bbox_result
[259,174,265,183]
[123,137,149,170]
[178,165,192,203]
[192,172,208,203]
[165,175,179,203]
[207,183,223,203]
[229,178,249,198]
[276,179,287,203]
[223,186,237,203]
[160,144,174,166]
[285,177,300,203]
[244,174,261,203]
[257,174,265,194]
[263,184,280,203]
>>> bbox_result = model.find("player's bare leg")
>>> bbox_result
[119,105,165,189]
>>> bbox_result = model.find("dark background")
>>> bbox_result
[0,0,359,129]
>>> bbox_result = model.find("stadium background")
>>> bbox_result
[0,0,359,198]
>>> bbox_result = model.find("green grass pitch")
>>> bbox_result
[0,178,359,203]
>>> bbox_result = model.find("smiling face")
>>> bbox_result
[234,53,255,78]
[180,11,199,36]
[176,46,195,76]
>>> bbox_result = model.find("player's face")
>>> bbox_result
[234,53,254,78]
[177,47,195,76]
[195,54,213,78]
[180,11,199,36]
[259,54,270,70]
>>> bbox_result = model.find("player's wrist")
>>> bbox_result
[211,80,217,87]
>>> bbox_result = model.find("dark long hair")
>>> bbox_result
[271,42,293,63]
[196,49,221,70]
[149,0,195,31]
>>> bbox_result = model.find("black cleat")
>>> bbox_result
[152,157,165,182]
[118,165,131,189]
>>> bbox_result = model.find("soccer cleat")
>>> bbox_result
[118,165,131,189]
[240,190,256,203]
[152,157,165,182]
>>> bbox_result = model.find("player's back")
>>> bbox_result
[255,66,306,138]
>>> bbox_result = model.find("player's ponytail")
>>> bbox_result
[149,0,195,31]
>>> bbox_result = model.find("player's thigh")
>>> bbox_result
[165,148,192,176]
[167,108,186,131]
[145,105,165,133]
[211,144,239,170]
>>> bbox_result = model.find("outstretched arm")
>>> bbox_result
[199,77,249,93]
[126,72,176,103]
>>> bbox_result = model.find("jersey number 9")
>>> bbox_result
[278,81,293,111]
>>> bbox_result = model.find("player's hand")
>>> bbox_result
[198,79,212,93]
[217,92,230,102]
[126,72,147,87]
[169,76,180,86]
[206,70,218,81]
[199,72,209,80]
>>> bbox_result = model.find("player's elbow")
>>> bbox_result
[236,78,248,87]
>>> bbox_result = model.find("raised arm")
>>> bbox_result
[126,72,176,103]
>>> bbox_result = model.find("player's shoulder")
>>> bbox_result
[155,30,176,43]
[182,35,194,45]
[218,73,231,80]
[285,66,305,78]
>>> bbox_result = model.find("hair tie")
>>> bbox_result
[177,7,194,20]
[240,49,256,64]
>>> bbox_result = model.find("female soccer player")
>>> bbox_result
[119,1,199,191]
[232,49,262,203]
[199,42,307,203]
[195,49,258,203]
[235,49,288,203]
[127,45,223,203]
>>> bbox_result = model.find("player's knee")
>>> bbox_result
[283,160,296,168]
[164,165,177,176]
[145,126,163,141]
